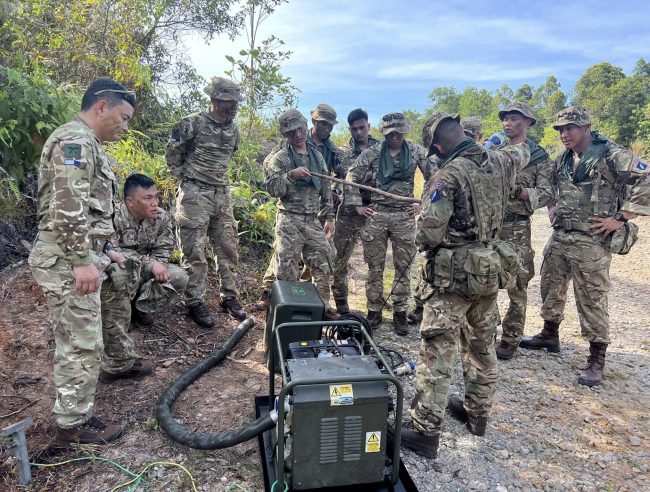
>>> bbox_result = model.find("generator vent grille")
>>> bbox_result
[343,416,362,461]
[319,417,338,463]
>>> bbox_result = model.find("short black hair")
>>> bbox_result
[81,78,137,111]
[347,108,369,126]
[124,173,156,198]
[434,118,464,146]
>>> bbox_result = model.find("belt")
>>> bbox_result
[37,230,107,252]
[503,214,530,223]
[554,218,591,233]
[183,178,228,189]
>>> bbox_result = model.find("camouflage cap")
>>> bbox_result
[461,116,483,138]
[553,105,592,130]
[311,103,338,125]
[380,112,410,135]
[279,109,307,134]
[498,102,537,126]
[422,111,460,154]
[203,76,244,102]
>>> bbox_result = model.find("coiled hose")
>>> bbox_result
[156,316,277,449]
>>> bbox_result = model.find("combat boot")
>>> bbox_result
[335,298,350,315]
[519,320,560,353]
[393,311,410,336]
[131,308,154,327]
[188,302,216,328]
[447,395,487,436]
[220,297,246,321]
[389,422,439,459]
[99,360,154,384]
[495,339,518,360]
[407,305,423,324]
[324,307,340,321]
[255,290,270,311]
[56,417,123,445]
[578,342,607,387]
[367,310,383,328]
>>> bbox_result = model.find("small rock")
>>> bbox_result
[495,486,508,492]
[629,436,642,446]
[162,359,175,368]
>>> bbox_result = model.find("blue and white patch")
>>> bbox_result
[429,181,444,202]
[637,161,648,171]
[64,159,81,167]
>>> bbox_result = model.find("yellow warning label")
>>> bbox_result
[365,431,381,453]
[329,384,353,406]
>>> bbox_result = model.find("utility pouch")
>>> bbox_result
[491,240,520,289]
[463,248,500,297]
[432,248,454,288]
[605,221,639,255]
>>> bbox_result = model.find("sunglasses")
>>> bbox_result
[93,88,137,107]
[382,112,405,122]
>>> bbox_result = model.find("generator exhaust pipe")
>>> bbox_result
[156,316,277,450]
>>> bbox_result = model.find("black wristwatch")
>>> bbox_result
[613,211,628,223]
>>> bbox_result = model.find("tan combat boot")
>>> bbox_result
[56,417,124,445]
[99,360,154,384]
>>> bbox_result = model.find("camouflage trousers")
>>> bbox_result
[101,256,188,374]
[411,290,500,436]
[29,239,136,428]
[176,180,239,305]
[499,217,535,346]
[331,210,365,301]
[266,210,333,302]
[540,229,611,343]
[361,207,415,312]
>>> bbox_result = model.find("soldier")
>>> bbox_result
[397,112,529,459]
[408,115,480,324]
[28,78,150,445]
[494,102,554,360]
[264,109,337,318]
[331,108,380,314]
[346,112,431,335]
[520,106,650,386]
[100,174,189,363]
[166,76,246,328]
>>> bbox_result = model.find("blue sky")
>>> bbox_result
[188,0,650,127]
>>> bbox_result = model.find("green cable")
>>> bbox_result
[271,480,289,492]
[31,456,138,478]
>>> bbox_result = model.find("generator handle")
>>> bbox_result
[275,373,403,490]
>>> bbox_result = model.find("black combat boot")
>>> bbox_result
[578,342,607,387]
[393,311,410,336]
[56,417,124,446]
[519,320,560,353]
[407,305,424,324]
[188,302,216,328]
[99,360,154,384]
[255,290,270,311]
[367,310,383,328]
[220,297,246,321]
[495,339,518,360]
[335,297,350,315]
[323,307,340,321]
[389,421,439,459]
[447,395,487,436]
[131,308,154,327]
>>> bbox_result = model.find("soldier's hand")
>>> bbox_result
[409,202,421,217]
[73,263,100,295]
[152,260,171,282]
[355,206,375,218]
[588,215,625,236]
[291,166,311,179]
[324,220,335,239]
[106,250,126,269]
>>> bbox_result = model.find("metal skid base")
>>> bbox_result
[254,397,419,492]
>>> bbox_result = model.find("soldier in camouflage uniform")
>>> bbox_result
[494,103,554,360]
[520,106,650,386]
[28,79,150,445]
[408,116,481,324]
[166,76,246,328]
[263,109,336,316]
[100,174,189,369]
[345,112,431,335]
[331,108,380,314]
[396,112,529,459]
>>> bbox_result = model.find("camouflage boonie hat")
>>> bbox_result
[203,77,244,101]
[498,102,537,126]
[461,116,483,138]
[279,109,307,133]
[553,106,592,130]
[423,111,460,155]
[311,103,338,125]
[380,112,410,135]
[135,280,178,314]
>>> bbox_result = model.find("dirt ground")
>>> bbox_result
[1,215,649,491]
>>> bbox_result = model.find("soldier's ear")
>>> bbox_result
[125,195,135,208]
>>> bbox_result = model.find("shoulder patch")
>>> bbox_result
[63,143,82,159]
[637,161,648,171]
[429,181,445,202]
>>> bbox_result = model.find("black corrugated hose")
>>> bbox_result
[156,316,276,449]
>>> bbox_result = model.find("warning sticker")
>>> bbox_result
[365,431,381,453]
[329,384,354,406]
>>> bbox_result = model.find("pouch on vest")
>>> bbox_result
[605,221,639,255]
[463,248,501,297]
[491,240,521,289]
[431,248,454,288]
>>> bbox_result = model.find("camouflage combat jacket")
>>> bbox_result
[166,110,240,186]
[264,141,335,220]
[308,130,345,178]
[339,136,381,209]
[110,201,175,274]
[346,141,431,211]
[33,117,117,266]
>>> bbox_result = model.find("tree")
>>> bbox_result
[458,87,493,120]
[514,84,534,104]
[428,86,460,113]
[573,62,626,125]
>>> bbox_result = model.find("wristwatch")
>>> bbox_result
[613,211,628,223]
